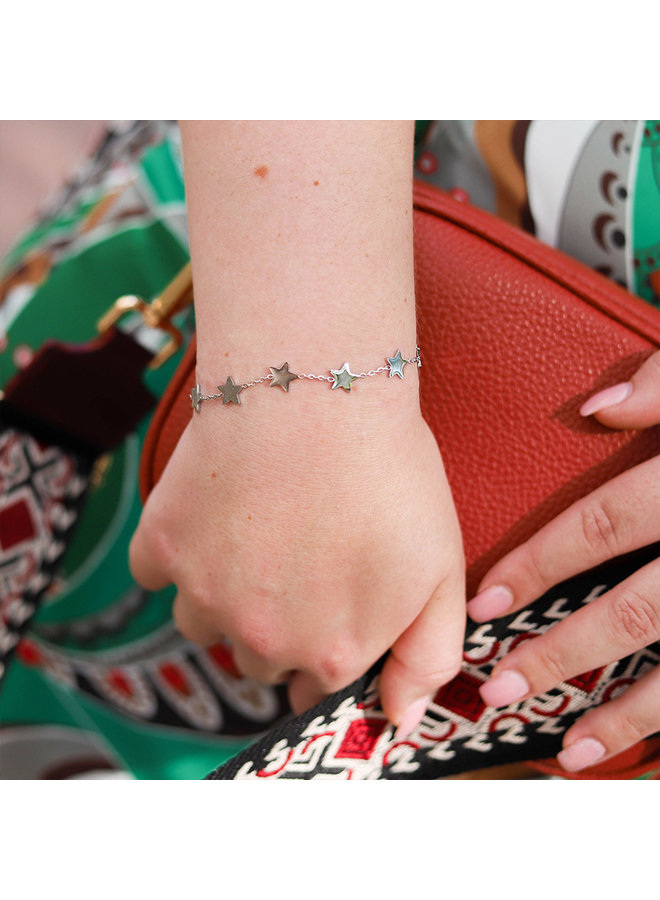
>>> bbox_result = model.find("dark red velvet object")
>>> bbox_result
[3,328,156,456]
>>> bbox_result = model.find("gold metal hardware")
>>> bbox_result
[97,263,193,369]
[90,453,113,490]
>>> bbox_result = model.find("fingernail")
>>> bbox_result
[394,695,432,741]
[557,737,606,772]
[467,584,514,621]
[480,670,529,707]
[580,382,633,417]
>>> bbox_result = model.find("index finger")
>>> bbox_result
[467,456,660,621]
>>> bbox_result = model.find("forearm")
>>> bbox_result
[133,122,466,727]
[180,120,417,405]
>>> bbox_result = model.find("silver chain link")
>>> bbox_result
[242,374,274,389]
[356,365,389,378]
[195,348,421,408]
[297,372,334,382]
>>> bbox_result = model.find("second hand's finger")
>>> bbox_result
[467,456,660,622]
[557,663,660,773]
[479,557,660,708]
[581,348,660,429]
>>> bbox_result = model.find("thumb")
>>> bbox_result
[580,349,660,429]
[378,572,465,740]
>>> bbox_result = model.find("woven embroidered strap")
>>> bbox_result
[0,326,159,688]
[206,541,660,780]
[0,428,93,685]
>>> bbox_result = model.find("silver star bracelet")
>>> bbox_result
[191,347,421,411]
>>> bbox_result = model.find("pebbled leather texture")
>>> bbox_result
[139,180,660,779]
[140,181,660,597]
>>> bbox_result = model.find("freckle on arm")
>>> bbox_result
[254,165,268,179]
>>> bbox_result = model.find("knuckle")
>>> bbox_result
[233,613,282,663]
[534,641,568,685]
[424,655,463,687]
[188,584,217,619]
[390,646,462,690]
[139,519,174,568]
[521,541,553,592]
[315,640,358,688]
[580,499,624,558]
[607,590,660,646]
[616,708,650,745]
[174,585,215,627]
[442,656,463,684]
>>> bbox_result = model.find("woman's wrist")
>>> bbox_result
[189,348,425,476]
[182,120,417,385]
[193,343,421,410]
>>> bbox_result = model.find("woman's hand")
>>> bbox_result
[129,389,465,735]
[129,121,466,736]
[467,350,660,772]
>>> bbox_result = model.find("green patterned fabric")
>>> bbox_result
[0,122,271,779]
[1,121,658,779]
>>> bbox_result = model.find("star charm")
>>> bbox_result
[190,383,203,413]
[330,362,358,391]
[217,376,244,405]
[269,362,299,392]
[387,349,407,379]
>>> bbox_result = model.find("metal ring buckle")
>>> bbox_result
[97,263,193,370]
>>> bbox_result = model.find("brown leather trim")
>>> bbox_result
[138,336,197,502]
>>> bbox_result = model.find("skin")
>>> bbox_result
[469,350,660,771]
[130,121,660,766]
[129,121,465,728]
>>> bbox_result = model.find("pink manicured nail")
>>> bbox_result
[557,737,606,772]
[467,584,514,621]
[580,382,633,417]
[480,670,529,707]
[394,695,432,741]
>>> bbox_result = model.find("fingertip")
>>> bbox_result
[379,648,458,733]
[393,694,433,741]
[579,382,633,418]
[479,669,529,707]
[581,350,660,428]
[556,737,606,772]
[467,584,514,621]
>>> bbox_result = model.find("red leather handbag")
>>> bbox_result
[140,180,660,779]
